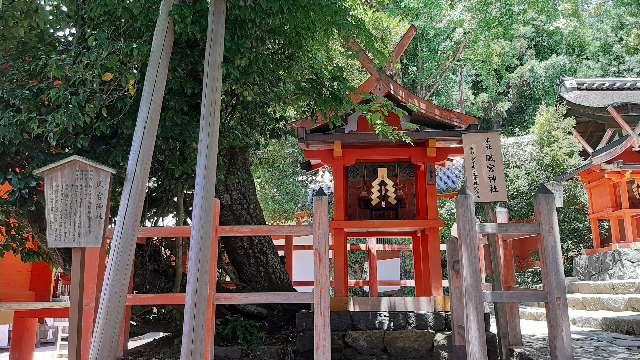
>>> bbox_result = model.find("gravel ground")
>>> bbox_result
[498,319,640,359]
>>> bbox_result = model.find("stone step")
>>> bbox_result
[524,293,640,312]
[568,294,640,312]
[519,306,640,336]
[566,279,640,295]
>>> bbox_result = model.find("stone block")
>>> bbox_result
[296,331,313,353]
[384,330,434,358]
[215,346,243,359]
[344,330,385,355]
[574,249,640,281]
[296,311,352,331]
[415,312,448,331]
[331,312,352,331]
[350,312,402,330]
[387,312,408,330]
[296,311,313,331]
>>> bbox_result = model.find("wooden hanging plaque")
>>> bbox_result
[462,132,508,202]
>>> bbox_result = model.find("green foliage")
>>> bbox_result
[215,315,266,347]
[0,0,390,260]
[516,268,542,289]
[252,137,312,224]
[503,104,591,275]
[385,0,640,133]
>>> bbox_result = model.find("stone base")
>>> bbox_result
[214,346,293,360]
[573,248,640,281]
[295,311,494,359]
[295,330,498,360]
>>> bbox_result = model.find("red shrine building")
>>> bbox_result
[295,26,478,299]
[558,77,640,253]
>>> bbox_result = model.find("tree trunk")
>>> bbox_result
[216,148,294,292]
[173,182,186,292]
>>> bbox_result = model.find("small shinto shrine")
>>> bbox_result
[558,77,640,252]
[295,26,478,299]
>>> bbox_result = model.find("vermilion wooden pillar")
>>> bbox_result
[367,237,378,297]
[333,228,348,297]
[425,170,443,297]
[590,218,601,248]
[284,235,294,279]
[9,317,38,360]
[331,158,349,298]
[412,231,427,296]
[424,228,443,296]
[611,217,622,243]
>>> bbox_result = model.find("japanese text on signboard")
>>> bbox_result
[462,132,508,202]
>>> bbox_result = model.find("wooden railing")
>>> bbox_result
[115,195,332,359]
[449,186,573,360]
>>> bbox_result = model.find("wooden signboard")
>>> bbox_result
[462,132,508,202]
[34,156,114,248]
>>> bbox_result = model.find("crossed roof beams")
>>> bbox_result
[346,26,477,128]
[323,25,477,129]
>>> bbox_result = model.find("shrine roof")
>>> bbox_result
[559,77,640,151]
[556,134,638,182]
[295,76,477,134]
[295,24,477,145]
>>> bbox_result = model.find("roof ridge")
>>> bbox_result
[562,77,640,91]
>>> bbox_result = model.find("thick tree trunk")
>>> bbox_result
[173,182,185,292]
[216,148,294,292]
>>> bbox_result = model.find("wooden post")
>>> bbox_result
[446,236,465,359]
[313,192,331,359]
[118,261,136,357]
[203,199,221,360]
[425,228,443,296]
[285,235,294,279]
[180,0,226,358]
[496,207,522,347]
[90,1,175,358]
[70,248,100,360]
[8,317,38,360]
[611,217,622,243]
[333,228,348,298]
[535,186,573,359]
[69,249,83,360]
[590,218,601,249]
[332,159,349,298]
[483,205,509,360]
[425,169,443,297]
[455,188,488,360]
[412,231,427,296]
[624,214,637,242]
[367,237,379,297]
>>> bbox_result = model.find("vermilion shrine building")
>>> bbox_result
[295,26,478,298]
[558,77,640,252]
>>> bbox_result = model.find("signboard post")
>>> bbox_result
[462,132,508,203]
[462,131,511,358]
[34,156,115,360]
